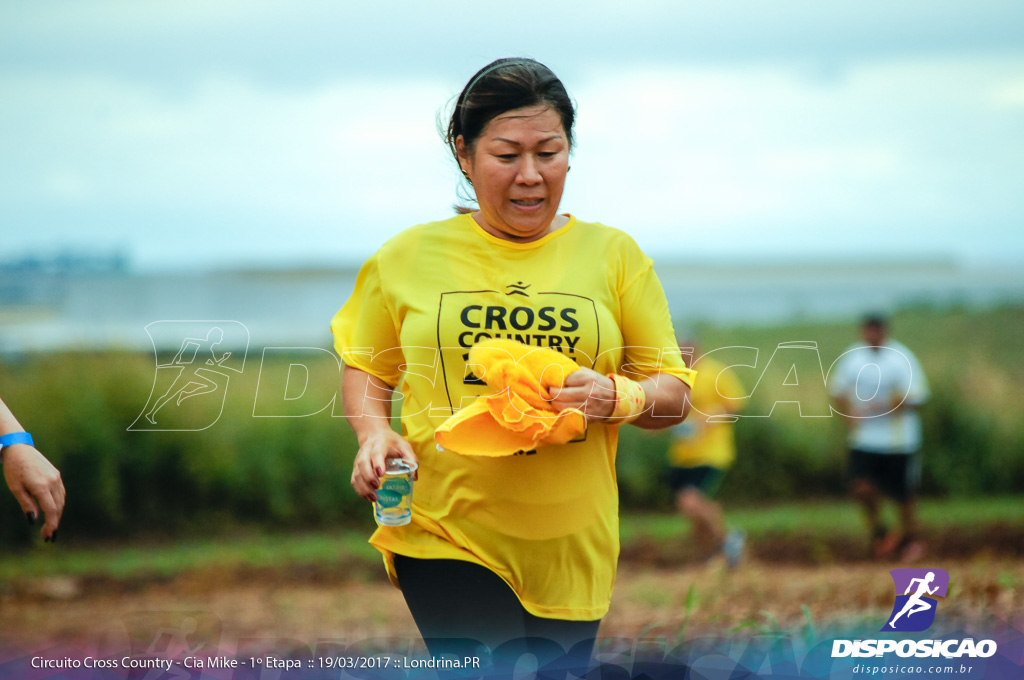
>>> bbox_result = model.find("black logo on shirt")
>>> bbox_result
[506,281,531,297]
[435,289,600,413]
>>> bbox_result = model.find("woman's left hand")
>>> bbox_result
[546,368,617,423]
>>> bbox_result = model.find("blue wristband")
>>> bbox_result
[0,432,34,450]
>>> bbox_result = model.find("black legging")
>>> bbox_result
[393,555,600,675]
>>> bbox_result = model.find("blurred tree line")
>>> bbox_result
[1,305,1021,547]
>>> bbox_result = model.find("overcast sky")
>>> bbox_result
[2,1,1022,271]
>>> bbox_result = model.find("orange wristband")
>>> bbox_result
[605,374,647,425]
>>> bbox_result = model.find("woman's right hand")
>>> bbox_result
[350,428,418,502]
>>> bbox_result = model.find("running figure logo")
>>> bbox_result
[121,610,221,680]
[130,321,249,431]
[882,568,950,632]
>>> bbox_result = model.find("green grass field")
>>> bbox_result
[4,496,1020,584]
[620,494,1024,540]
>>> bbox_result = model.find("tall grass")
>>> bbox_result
[0,351,366,547]
[1,304,1021,547]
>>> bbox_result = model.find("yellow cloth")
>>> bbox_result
[668,355,746,468]
[331,213,696,620]
[435,339,587,456]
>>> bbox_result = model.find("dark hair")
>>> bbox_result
[446,58,576,168]
[862,312,888,329]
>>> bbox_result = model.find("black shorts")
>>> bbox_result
[849,449,921,501]
[667,465,725,496]
[393,555,599,673]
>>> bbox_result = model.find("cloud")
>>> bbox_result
[1,2,1022,268]
[565,56,1024,258]
[992,78,1024,109]
[0,71,462,265]
[3,1,1023,89]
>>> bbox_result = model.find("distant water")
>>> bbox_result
[1,259,1023,354]
[656,260,1024,326]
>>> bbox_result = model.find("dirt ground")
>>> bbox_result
[3,554,1022,657]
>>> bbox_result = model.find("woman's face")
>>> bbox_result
[457,105,570,242]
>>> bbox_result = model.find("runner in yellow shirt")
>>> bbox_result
[332,58,696,671]
[667,339,747,567]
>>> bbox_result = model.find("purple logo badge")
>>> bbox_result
[882,568,950,632]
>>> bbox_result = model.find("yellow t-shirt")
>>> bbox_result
[331,213,695,620]
[668,356,746,469]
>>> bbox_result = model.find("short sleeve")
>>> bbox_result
[904,349,930,406]
[827,348,857,399]
[618,259,696,388]
[330,251,404,387]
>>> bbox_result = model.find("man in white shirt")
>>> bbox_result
[829,314,930,562]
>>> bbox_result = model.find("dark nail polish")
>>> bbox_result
[371,479,380,489]
[51,530,58,543]
[26,512,36,525]
[375,466,383,476]
[44,536,50,543]
[369,494,377,503]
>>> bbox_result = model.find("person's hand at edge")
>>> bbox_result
[3,443,65,541]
